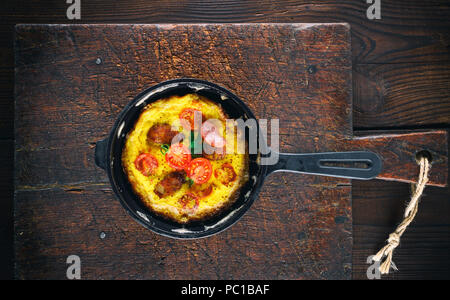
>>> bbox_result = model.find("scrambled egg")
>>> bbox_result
[122,93,248,223]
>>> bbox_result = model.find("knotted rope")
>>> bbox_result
[372,155,431,275]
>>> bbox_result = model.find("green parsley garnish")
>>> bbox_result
[160,144,170,155]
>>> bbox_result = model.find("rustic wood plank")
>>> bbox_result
[11,141,450,280]
[2,1,450,138]
[354,63,450,128]
[15,144,107,188]
[3,2,449,280]
[15,179,352,280]
[14,24,353,150]
[353,180,450,280]
[349,131,448,186]
[1,0,450,64]
[352,138,450,280]
[353,225,450,280]
[14,23,354,279]
[354,181,450,227]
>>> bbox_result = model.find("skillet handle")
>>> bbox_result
[266,151,382,180]
[95,138,109,170]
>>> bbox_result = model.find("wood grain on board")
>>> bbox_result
[3,0,449,280]
[2,1,450,138]
[353,178,450,280]
[15,23,355,279]
[353,63,450,129]
[14,24,448,280]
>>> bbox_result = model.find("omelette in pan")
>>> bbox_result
[122,93,249,224]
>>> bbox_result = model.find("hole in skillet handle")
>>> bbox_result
[319,160,372,169]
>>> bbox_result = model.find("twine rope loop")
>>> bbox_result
[372,155,431,275]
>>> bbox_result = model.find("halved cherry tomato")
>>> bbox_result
[165,143,191,170]
[134,153,158,176]
[186,158,213,184]
[179,193,199,214]
[190,184,213,198]
[214,163,237,186]
[179,108,203,130]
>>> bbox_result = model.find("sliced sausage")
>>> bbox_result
[147,123,179,145]
[154,171,186,198]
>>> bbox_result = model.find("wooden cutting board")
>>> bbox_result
[14,24,448,280]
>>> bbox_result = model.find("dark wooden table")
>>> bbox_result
[1,0,449,280]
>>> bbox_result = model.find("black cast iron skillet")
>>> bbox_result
[95,78,382,239]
